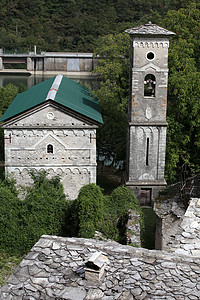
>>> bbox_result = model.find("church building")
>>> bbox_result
[0,74,103,199]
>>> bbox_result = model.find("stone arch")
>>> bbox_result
[144,74,156,97]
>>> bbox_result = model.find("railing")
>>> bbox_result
[1,48,42,55]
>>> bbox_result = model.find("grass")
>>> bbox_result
[0,252,23,287]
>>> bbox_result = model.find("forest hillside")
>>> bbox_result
[0,0,198,52]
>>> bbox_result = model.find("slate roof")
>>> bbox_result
[1,235,200,299]
[0,75,103,124]
[125,21,175,36]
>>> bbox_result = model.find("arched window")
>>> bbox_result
[144,74,156,97]
[47,144,53,154]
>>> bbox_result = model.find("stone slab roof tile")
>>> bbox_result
[125,21,175,36]
[1,235,200,299]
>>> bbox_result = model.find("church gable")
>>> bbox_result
[3,104,96,128]
[0,75,103,125]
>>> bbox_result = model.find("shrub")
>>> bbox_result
[101,186,143,244]
[0,177,25,254]
[74,183,104,238]
[23,171,67,250]
[0,172,67,255]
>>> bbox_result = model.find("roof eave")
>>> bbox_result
[1,100,103,128]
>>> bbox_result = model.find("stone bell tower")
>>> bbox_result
[125,22,175,205]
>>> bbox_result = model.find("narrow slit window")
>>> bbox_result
[47,144,53,154]
[146,138,149,166]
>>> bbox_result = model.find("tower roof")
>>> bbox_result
[0,75,103,124]
[125,21,175,37]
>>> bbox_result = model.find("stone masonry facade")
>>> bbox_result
[3,104,97,200]
[125,23,175,201]
[1,235,200,299]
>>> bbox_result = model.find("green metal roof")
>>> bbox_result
[0,75,103,124]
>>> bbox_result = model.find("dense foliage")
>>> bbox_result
[164,3,200,182]
[94,2,200,183]
[66,184,143,244]
[0,84,26,161]
[94,33,129,166]
[0,171,143,255]
[0,0,199,52]
[0,172,67,254]
[103,186,143,244]
[73,183,104,238]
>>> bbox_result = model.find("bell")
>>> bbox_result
[147,79,153,90]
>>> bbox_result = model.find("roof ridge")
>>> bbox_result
[45,74,63,101]
[125,22,175,36]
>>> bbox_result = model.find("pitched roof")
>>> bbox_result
[125,21,175,36]
[0,235,200,299]
[0,75,103,124]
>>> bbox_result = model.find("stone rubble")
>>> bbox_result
[154,196,200,256]
[0,235,200,299]
[169,198,200,256]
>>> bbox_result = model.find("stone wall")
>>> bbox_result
[154,195,185,251]
[166,198,200,256]
[4,104,98,199]
[154,192,200,256]
[126,209,141,247]
[1,235,200,299]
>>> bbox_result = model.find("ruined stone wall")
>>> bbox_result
[167,198,200,256]
[154,195,200,256]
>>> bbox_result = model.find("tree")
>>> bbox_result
[23,171,67,250]
[0,84,19,118]
[93,33,130,167]
[0,171,67,255]
[73,183,104,238]
[163,3,200,182]
[0,84,26,162]
[0,176,24,254]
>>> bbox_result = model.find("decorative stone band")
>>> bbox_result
[133,41,169,48]
[46,74,63,101]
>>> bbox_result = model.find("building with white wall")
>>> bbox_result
[0,74,103,199]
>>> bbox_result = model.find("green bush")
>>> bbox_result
[0,177,24,254]
[69,184,143,244]
[23,171,67,251]
[73,183,104,238]
[101,186,143,244]
[0,172,67,255]
[109,186,141,216]
[0,173,143,255]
